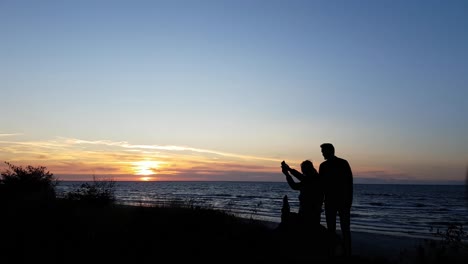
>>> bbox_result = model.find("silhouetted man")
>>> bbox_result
[319,143,353,257]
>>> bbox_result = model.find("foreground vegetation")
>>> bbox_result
[0,163,334,263]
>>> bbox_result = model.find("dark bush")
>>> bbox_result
[65,176,115,206]
[0,162,58,207]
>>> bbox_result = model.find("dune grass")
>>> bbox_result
[0,199,302,263]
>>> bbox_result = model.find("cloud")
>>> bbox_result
[0,133,22,137]
[64,138,280,162]
[0,136,281,179]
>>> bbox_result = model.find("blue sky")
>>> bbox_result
[1,0,467,183]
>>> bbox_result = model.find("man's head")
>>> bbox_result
[320,143,335,160]
[301,160,315,175]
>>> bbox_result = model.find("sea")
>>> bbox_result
[56,182,468,240]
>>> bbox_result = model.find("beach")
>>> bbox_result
[258,219,428,263]
[351,231,425,262]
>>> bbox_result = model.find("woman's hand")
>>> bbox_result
[281,161,290,172]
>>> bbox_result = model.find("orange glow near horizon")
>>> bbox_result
[0,136,287,181]
[132,160,160,176]
[2,135,446,183]
[140,177,153,181]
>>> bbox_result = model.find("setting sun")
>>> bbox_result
[140,177,153,181]
[133,160,160,176]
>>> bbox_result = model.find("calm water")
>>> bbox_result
[57,182,468,239]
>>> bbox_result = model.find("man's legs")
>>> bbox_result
[325,206,337,256]
[338,207,352,257]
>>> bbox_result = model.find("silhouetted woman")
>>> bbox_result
[281,160,323,227]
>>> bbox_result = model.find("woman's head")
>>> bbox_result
[301,160,316,175]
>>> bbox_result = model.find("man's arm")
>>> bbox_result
[319,163,326,204]
[345,160,353,207]
[319,163,324,176]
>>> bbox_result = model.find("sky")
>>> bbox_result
[1,0,467,183]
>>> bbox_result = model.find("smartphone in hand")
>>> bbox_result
[281,161,289,170]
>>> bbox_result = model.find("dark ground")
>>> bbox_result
[0,200,391,264]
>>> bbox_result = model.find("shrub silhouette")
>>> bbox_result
[65,176,115,206]
[0,162,58,207]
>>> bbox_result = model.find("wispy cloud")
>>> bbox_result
[0,133,22,137]
[64,138,280,162]
[0,136,283,180]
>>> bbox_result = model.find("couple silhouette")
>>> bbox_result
[280,143,353,257]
